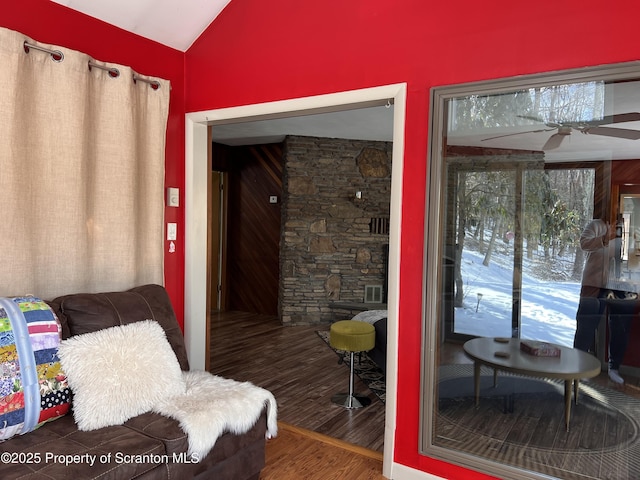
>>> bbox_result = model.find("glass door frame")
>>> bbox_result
[421,61,640,479]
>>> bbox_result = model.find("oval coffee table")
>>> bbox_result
[463,337,602,431]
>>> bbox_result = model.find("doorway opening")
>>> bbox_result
[185,83,407,478]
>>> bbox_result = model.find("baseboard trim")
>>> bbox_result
[389,462,446,480]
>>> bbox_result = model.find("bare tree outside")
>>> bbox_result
[446,82,601,313]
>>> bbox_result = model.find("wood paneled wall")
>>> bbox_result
[212,142,283,315]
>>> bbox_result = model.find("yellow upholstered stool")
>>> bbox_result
[329,320,375,408]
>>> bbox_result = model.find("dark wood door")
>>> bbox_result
[212,142,283,315]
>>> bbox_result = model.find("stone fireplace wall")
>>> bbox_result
[280,135,392,325]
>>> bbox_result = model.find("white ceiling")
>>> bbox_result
[211,105,395,146]
[51,0,231,52]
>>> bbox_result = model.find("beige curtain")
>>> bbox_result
[0,28,170,299]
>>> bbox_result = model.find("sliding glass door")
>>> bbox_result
[445,159,596,347]
[443,163,519,340]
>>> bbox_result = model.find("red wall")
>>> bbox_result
[184,0,640,478]
[1,0,186,326]
[4,0,640,478]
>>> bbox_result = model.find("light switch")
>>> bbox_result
[167,187,179,207]
[167,223,177,241]
[269,195,278,204]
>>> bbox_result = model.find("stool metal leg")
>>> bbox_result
[331,351,371,409]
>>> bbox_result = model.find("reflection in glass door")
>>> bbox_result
[445,163,596,345]
[519,168,595,346]
[444,164,517,340]
[620,192,640,282]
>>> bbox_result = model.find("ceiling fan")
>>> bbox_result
[481,112,640,150]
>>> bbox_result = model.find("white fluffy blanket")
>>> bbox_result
[352,309,388,324]
[153,370,278,460]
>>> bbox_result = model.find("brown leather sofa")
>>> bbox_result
[0,284,269,480]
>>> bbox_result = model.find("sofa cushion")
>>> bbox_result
[125,405,270,478]
[58,320,186,431]
[125,412,190,455]
[49,284,189,370]
[192,411,268,479]
[0,296,70,441]
[0,413,172,479]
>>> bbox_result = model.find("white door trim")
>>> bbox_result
[184,83,406,479]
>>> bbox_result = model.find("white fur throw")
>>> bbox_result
[58,320,186,431]
[59,320,278,460]
[154,371,278,460]
[352,309,388,324]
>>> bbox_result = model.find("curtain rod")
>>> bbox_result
[23,41,162,90]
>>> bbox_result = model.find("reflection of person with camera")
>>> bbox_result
[573,218,637,384]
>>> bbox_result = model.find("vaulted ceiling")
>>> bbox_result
[51,0,231,51]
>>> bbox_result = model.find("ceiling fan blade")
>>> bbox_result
[481,128,554,142]
[517,115,545,123]
[590,112,640,126]
[583,126,640,140]
[542,133,566,150]
[519,112,640,129]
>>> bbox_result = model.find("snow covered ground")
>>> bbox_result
[454,248,580,347]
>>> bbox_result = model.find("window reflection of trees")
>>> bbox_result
[449,82,605,132]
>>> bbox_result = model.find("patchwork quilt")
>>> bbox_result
[0,296,70,440]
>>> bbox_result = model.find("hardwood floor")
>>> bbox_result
[209,311,386,452]
[210,311,640,479]
[260,423,385,480]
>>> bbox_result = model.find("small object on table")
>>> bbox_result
[494,351,510,358]
[520,340,561,357]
